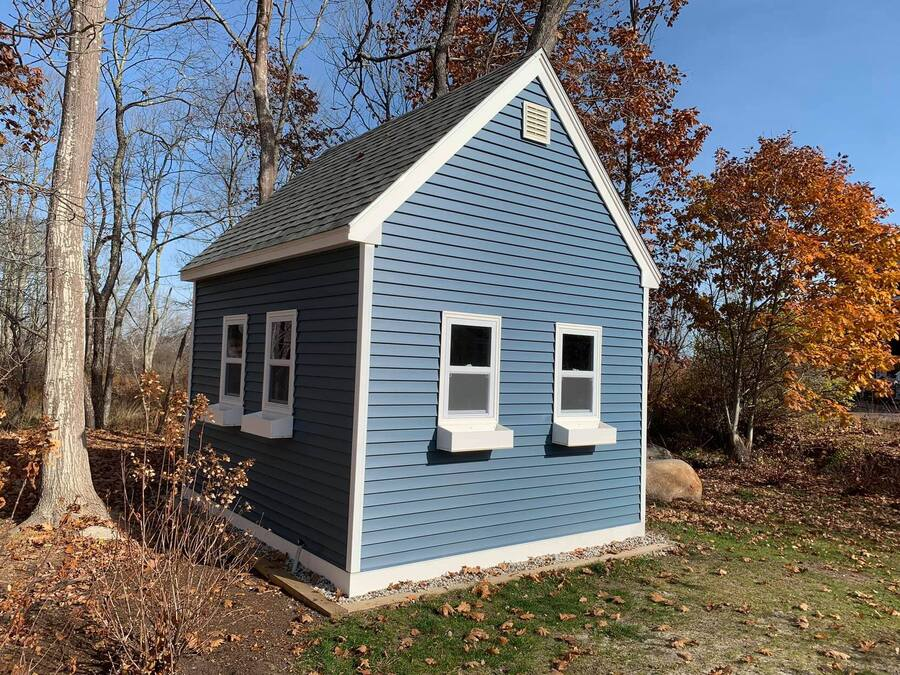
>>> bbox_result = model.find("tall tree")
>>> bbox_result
[668,135,900,461]
[24,0,110,526]
[202,0,328,202]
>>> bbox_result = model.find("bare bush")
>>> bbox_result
[84,373,257,673]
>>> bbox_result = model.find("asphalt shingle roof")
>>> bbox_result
[183,56,530,272]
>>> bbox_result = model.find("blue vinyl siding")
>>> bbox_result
[190,246,358,568]
[361,79,645,571]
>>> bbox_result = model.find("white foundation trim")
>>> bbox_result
[183,485,641,598]
[180,226,352,281]
[346,243,374,573]
[345,521,644,597]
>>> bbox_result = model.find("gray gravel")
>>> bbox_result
[290,532,674,605]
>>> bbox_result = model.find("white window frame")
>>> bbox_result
[262,309,298,415]
[219,314,248,405]
[554,323,602,422]
[438,311,502,425]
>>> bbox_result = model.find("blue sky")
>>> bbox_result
[653,0,899,215]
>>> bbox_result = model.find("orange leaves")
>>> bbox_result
[670,134,900,428]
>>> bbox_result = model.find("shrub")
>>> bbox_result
[84,374,258,673]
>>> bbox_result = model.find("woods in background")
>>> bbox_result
[0,0,897,479]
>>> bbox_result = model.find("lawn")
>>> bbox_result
[294,456,900,674]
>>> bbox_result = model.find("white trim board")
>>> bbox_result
[346,243,374,573]
[180,50,660,288]
[183,484,642,598]
[345,521,644,597]
[180,226,352,281]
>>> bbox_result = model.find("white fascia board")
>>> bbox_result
[346,50,661,289]
[180,226,352,281]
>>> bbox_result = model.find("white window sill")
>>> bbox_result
[437,421,514,453]
[203,402,243,427]
[552,419,617,447]
[240,410,294,439]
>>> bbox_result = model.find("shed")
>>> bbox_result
[181,49,661,597]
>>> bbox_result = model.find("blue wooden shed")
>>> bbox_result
[181,50,661,596]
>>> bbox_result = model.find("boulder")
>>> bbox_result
[647,442,672,461]
[647,459,702,503]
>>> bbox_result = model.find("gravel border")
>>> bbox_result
[289,532,673,605]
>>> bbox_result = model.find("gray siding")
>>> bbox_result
[190,246,358,568]
[361,79,644,571]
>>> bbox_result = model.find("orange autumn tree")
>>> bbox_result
[668,135,900,461]
[0,27,49,155]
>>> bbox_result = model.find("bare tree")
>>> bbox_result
[526,0,574,54]
[201,0,328,202]
[24,0,110,527]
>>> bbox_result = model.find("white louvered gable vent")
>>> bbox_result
[521,101,551,144]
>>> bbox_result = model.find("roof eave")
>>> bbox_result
[179,226,353,282]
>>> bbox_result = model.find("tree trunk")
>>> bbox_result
[725,395,752,464]
[24,0,110,527]
[252,0,277,203]
[526,0,574,55]
[431,0,462,98]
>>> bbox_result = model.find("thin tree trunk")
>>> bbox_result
[431,0,462,98]
[24,0,110,527]
[526,0,573,54]
[252,0,277,203]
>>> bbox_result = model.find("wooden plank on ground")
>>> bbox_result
[254,557,348,618]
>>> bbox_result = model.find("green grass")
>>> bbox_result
[295,505,900,674]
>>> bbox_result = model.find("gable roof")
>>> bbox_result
[182,50,661,288]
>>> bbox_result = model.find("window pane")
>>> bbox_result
[448,372,490,413]
[268,364,290,405]
[226,323,243,358]
[450,324,491,367]
[224,362,242,397]
[270,320,293,360]
[562,333,593,371]
[561,376,593,412]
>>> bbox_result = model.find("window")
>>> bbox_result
[552,323,616,446]
[219,315,248,404]
[262,309,297,413]
[437,311,513,452]
[440,313,501,421]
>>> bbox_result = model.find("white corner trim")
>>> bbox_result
[640,286,649,526]
[346,50,661,289]
[180,226,352,281]
[344,521,644,597]
[346,243,374,573]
